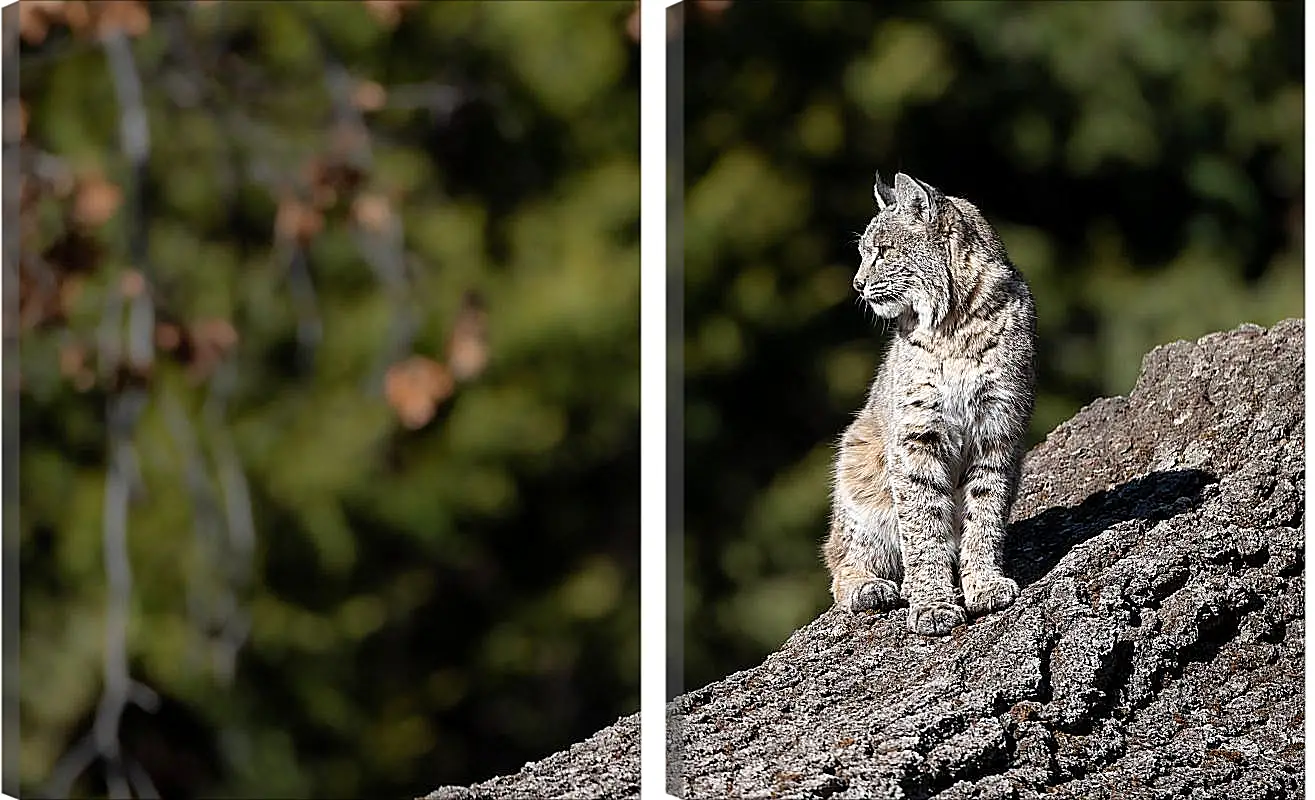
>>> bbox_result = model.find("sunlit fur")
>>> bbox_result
[823,171,1037,636]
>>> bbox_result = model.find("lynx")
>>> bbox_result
[823,171,1036,636]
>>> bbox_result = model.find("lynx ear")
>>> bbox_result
[893,172,940,219]
[873,170,897,210]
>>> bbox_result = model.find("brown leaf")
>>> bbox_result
[192,318,239,353]
[61,1,91,36]
[626,2,640,43]
[274,195,323,245]
[186,318,239,382]
[58,341,96,391]
[353,80,388,112]
[696,0,734,15]
[362,0,418,29]
[17,264,50,330]
[12,100,28,144]
[304,152,365,207]
[19,1,61,45]
[155,322,181,352]
[385,356,454,429]
[92,0,150,38]
[72,172,122,228]
[351,193,393,234]
[119,269,146,299]
[17,263,86,332]
[59,275,85,318]
[59,341,85,377]
[447,291,489,381]
[18,2,149,44]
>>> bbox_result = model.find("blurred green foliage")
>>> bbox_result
[17,1,637,797]
[679,1,1302,692]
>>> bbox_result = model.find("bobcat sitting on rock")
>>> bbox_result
[824,172,1037,636]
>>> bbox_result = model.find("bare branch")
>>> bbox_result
[204,362,256,683]
[42,735,98,798]
[162,389,228,674]
[306,15,423,389]
[124,756,161,800]
[102,32,149,166]
[283,241,323,371]
[95,389,146,800]
[50,27,163,799]
[379,82,464,118]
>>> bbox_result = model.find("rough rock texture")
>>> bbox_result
[424,715,640,800]
[424,319,1304,800]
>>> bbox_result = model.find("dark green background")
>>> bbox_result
[18,2,637,797]
[679,0,1302,693]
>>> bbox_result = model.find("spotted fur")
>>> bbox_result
[823,171,1036,636]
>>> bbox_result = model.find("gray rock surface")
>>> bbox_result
[423,714,640,800]
[423,319,1304,800]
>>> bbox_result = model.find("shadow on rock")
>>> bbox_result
[1005,468,1215,587]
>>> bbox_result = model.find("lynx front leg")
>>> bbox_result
[959,440,1023,616]
[824,508,902,614]
[826,417,903,614]
[889,428,964,636]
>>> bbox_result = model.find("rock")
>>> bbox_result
[421,715,640,800]
[422,319,1304,800]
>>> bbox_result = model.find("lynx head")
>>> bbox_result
[853,171,957,330]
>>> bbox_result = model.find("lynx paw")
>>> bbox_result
[964,575,1020,616]
[849,579,901,613]
[907,600,966,636]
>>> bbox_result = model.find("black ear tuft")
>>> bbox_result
[873,170,897,211]
[893,172,941,219]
